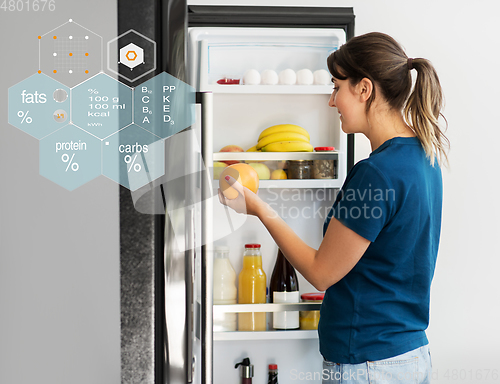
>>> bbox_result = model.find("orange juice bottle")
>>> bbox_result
[238,244,267,331]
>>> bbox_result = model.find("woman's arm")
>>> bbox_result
[219,176,370,291]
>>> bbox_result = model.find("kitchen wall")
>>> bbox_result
[190,0,500,383]
[0,2,121,384]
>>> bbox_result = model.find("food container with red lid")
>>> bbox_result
[301,292,325,301]
[299,292,324,330]
[312,147,336,179]
[244,243,261,248]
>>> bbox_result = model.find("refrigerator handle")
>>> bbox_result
[198,91,214,384]
[186,207,195,383]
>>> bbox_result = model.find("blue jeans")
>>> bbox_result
[322,344,432,384]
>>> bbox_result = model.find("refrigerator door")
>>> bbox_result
[162,93,213,384]
[117,1,195,384]
[163,128,197,383]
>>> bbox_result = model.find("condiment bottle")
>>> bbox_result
[238,244,266,331]
[235,357,254,384]
[213,246,237,332]
[267,364,278,384]
[269,248,299,329]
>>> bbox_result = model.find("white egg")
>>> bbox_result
[260,69,279,85]
[296,69,314,85]
[313,69,331,85]
[243,69,261,85]
[278,69,296,85]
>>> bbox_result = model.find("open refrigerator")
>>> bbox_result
[185,6,355,384]
[116,4,354,384]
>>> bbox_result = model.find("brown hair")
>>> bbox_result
[327,32,449,166]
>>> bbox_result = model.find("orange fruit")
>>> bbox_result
[219,163,259,199]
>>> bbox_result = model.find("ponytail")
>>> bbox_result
[404,59,449,166]
[328,32,449,167]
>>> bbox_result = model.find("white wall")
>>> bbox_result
[191,0,500,382]
[0,3,121,384]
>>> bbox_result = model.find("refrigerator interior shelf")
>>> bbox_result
[213,329,318,341]
[213,151,338,161]
[213,179,342,189]
[204,84,334,95]
[213,302,321,314]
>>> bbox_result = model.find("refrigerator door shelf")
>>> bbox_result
[214,330,318,341]
[213,302,321,313]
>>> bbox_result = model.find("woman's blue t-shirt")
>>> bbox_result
[319,137,442,364]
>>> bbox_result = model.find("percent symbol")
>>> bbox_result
[17,111,32,124]
[61,153,79,172]
[88,89,99,94]
[124,154,141,172]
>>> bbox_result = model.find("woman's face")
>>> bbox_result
[328,78,368,134]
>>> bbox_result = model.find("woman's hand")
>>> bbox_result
[217,175,267,217]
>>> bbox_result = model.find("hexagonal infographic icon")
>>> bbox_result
[108,30,156,83]
[134,72,195,139]
[39,19,102,88]
[102,124,165,191]
[120,43,144,69]
[72,73,132,138]
[8,73,71,139]
[39,124,101,191]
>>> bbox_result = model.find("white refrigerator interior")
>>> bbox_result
[189,26,347,384]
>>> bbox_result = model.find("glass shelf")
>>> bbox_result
[203,84,334,95]
[213,178,341,189]
[213,151,338,161]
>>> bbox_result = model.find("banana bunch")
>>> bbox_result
[256,124,313,152]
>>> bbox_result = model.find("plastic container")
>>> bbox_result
[287,160,312,179]
[299,292,324,330]
[238,244,267,331]
[213,246,237,331]
[312,147,336,179]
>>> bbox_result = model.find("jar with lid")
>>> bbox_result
[238,244,267,331]
[213,246,237,332]
[299,292,324,330]
[312,147,336,179]
[287,160,312,179]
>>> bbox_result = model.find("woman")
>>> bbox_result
[219,32,448,384]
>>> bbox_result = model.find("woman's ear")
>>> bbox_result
[358,78,373,102]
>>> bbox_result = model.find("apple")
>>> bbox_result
[248,162,270,180]
[213,161,228,180]
[219,145,244,165]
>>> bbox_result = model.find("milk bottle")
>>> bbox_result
[213,246,237,331]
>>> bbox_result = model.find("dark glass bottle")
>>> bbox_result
[267,364,278,384]
[269,248,299,329]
